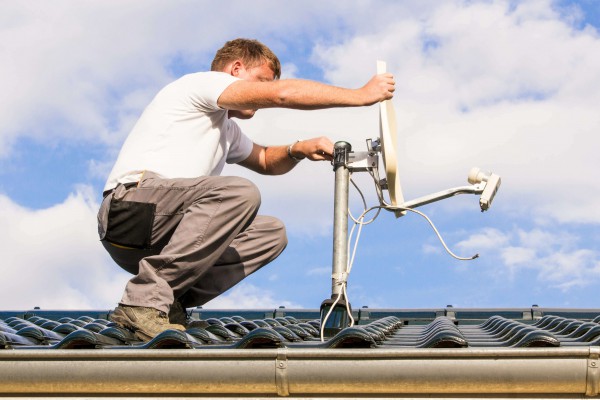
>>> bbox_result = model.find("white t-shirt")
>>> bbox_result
[104,72,254,191]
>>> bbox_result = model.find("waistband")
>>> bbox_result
[102,181,139,198]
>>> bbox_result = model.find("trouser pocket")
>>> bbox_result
[104,198,156,249]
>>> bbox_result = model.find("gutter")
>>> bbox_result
[0,347,598,397]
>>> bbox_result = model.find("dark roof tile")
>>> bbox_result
[1,308,600,351]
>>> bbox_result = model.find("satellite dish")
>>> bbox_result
[377,61,405,216]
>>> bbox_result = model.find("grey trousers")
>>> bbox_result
[97,171,287,313]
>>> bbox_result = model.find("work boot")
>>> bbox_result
[168,300,188,326]
[169,300,209,329]
[110,304,185,341]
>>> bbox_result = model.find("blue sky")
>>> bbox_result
[1,0,599,311]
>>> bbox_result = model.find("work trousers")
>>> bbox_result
[97,171,287,313]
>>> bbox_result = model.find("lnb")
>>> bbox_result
[468,167,501,212]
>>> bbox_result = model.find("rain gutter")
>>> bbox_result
[0,346,598,397]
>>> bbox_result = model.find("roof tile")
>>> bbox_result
[2,309,600,351]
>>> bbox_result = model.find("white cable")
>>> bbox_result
[349,177,379,225]
[342,283,354,327]
[347,215,365,275]
[359,204,479,261]
[320,290,343,342]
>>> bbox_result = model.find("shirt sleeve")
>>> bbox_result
[225,120,254,164]
[185,72,240,112]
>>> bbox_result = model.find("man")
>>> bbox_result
[97,38,395,340]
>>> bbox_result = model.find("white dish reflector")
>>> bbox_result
[377,61,404,216]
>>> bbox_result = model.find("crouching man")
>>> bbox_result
[98,38,395,340]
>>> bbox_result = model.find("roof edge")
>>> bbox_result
[1,346,598,396]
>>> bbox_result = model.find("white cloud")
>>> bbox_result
[538,249,600,290]
[456,228,511,251]
[501,246,537,267]
[516,228,576,250]
[0,187,129,309]
[1,4,155,151]
[457,226,600,290]
[422,243,442,255]
[281,63,300,79]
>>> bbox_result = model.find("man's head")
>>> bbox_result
[213,38,280,119]
[211,38,281,79]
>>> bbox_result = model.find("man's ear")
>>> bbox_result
[229,60,244,77]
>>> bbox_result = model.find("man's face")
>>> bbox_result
[238,61,276,82]
[229,61,275,119]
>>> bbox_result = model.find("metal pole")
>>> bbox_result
[331,141,352,296]
[320,141,353,338]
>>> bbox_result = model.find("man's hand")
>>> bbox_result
[359,73,395,106]
[290,137,334,162]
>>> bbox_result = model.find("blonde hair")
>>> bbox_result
[211,38,281,79]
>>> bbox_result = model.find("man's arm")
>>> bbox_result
[239,137,334,175]
[218,74,395,111]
